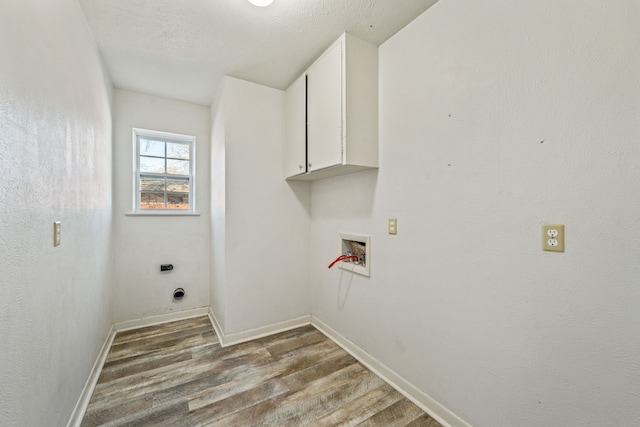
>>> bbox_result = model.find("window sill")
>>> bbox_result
[126,211,201,217]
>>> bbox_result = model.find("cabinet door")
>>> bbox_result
[307,40,343,172]
[284,74,307,178]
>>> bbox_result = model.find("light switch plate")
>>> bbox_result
[388,218,397,235]
[53,221,61,247]
[542,224,564,252]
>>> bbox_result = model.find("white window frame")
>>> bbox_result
[132,128,196,215]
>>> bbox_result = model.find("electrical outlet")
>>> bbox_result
[388,218,397,235]
[542,224,564,252]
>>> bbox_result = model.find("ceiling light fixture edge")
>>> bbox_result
[248,0,274,7]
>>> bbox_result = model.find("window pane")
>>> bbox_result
[140,177,165,192]
[166,178,189,193]
[167,142,190,160]
[140,156,165,173]
[140,139,165,157]
[167,193,189,209]
[167,159,189,175]
[135,131,195,212]
[140,192,165,209]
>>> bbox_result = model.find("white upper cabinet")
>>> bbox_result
[284,74,307,178]
[284,33,378,181]
[307,39,343,172]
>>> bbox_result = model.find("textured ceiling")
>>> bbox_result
[79,0,439,105]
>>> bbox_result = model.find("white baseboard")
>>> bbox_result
[311,316,471,427]
[208,308,311,347]
[114,307,210,332]
[66,324,116,427]
[207,307,225,346]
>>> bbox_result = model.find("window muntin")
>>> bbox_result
[134,130,195,212]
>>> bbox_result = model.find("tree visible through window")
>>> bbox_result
[134,129,195,212]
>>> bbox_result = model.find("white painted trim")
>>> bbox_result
[208,308,311,347]
[66,324,116,427]
[207,307,225,346]
[114,307,210,332]
[311,316,471,427]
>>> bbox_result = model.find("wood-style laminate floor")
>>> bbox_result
[81,316,443,427]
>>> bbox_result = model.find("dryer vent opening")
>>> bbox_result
[173,288,185,301]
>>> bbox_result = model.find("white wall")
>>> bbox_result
[211,77,311,335]
[311,1,640,426]
[0,1,113,425]
[210,86,227,331]
[112,89,211,322]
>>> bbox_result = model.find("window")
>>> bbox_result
[134,129,195,213]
